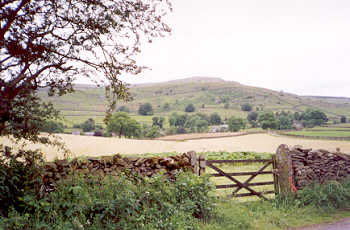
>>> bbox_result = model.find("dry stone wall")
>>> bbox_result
[291,146,350,189]
[42,152,195,193]
[276,144,350,194]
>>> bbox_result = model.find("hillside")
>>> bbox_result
[39,77,350,126]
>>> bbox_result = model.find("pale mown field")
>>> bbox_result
[1,133,350,161]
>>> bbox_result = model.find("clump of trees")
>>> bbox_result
[241,103,253,112]
[341,116,347,123]
[106,112,161,139]
[257,109,328,130]
[152,117,165,129]
[168,113,209,134]
[185,104,195,113]
[40,120,65,133]
[228,116,246,132]
[138,103,154,116]
[117,106,130,113]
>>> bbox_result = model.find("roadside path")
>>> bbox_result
[294,218,350,230]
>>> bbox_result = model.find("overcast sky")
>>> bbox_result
[118,0,350,97]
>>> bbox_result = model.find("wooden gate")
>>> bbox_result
[197,155,278,200]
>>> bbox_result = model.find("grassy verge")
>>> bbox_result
[201,198,350,230]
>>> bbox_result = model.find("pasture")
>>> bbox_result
[2,133,350,161]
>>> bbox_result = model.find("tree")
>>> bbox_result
[138,103,154,116]
[259,112,278,130]
[210,113,221,125]
[228,116,246,132]
[40,120,64,133]
[142,124,161,139]
[107,112,141,138]
[0,0,171,144]
[247,112,258,122]
[162,103,171,111]
[341,116,347,123]
[152,116,165,129]
[185,104,195,113]
[241,103,252,112]
[117,106,130,113]
[81,118,95,132]
[300,109,328,128]
[276,113,293,130]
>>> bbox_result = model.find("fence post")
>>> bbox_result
[198,155,206,176]
[189,151,198,174]
[272,155,279,196]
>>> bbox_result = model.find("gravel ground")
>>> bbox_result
[293,218,350,230]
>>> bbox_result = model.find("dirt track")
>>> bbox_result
[1,133,350,161]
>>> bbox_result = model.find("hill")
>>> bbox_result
[39,77,350,127]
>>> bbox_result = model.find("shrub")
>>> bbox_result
[40,120,64,133]
[210,113,221,125]
[81,118,95,132]
[138,103,154,115]
[0,146,44,217]
[240,103,252,112]
[0,172,215,229]
[228,116,246,132]
[296,180,350,210]
[185,104,195,113]
[116,105,130,113]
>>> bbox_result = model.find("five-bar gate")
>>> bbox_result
[196,155,278,200]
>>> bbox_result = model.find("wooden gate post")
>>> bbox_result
[198,155,206,176]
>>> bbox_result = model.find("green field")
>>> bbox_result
[38,77,350,130]
[287,130,350,137]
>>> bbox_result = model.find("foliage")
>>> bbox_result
[1,0,171,143]
[142,125,161,139]
[0,172,215,230]
[0,90,60,145]
[138,103,154,116]
[152,116,165,129]
[163,103,171,111]
[40,120,64,133]
[185,104,195,113]
[296,180,350,211]
[106,112,141,138]
[81,118,96,132]
[0,146,44,217]
[275,111,293,130]
[168,113,209,134]
[240,103,252,112]
[227,116,246,132]
[300,109,328,128]
[116,106,130,113]
[202,151,272,161]
[341,116,347,123]
[209,113,222,125]
[247,111,258,122]
[259,112,278,130]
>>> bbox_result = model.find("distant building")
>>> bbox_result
[293,121,304,130]
[211,124,229,133]
[84,132,95,136]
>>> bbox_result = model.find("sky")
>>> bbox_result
[118,0,350,97]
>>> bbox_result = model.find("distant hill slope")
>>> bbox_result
[39,77,350,126]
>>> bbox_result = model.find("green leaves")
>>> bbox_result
[1,172,215,230]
